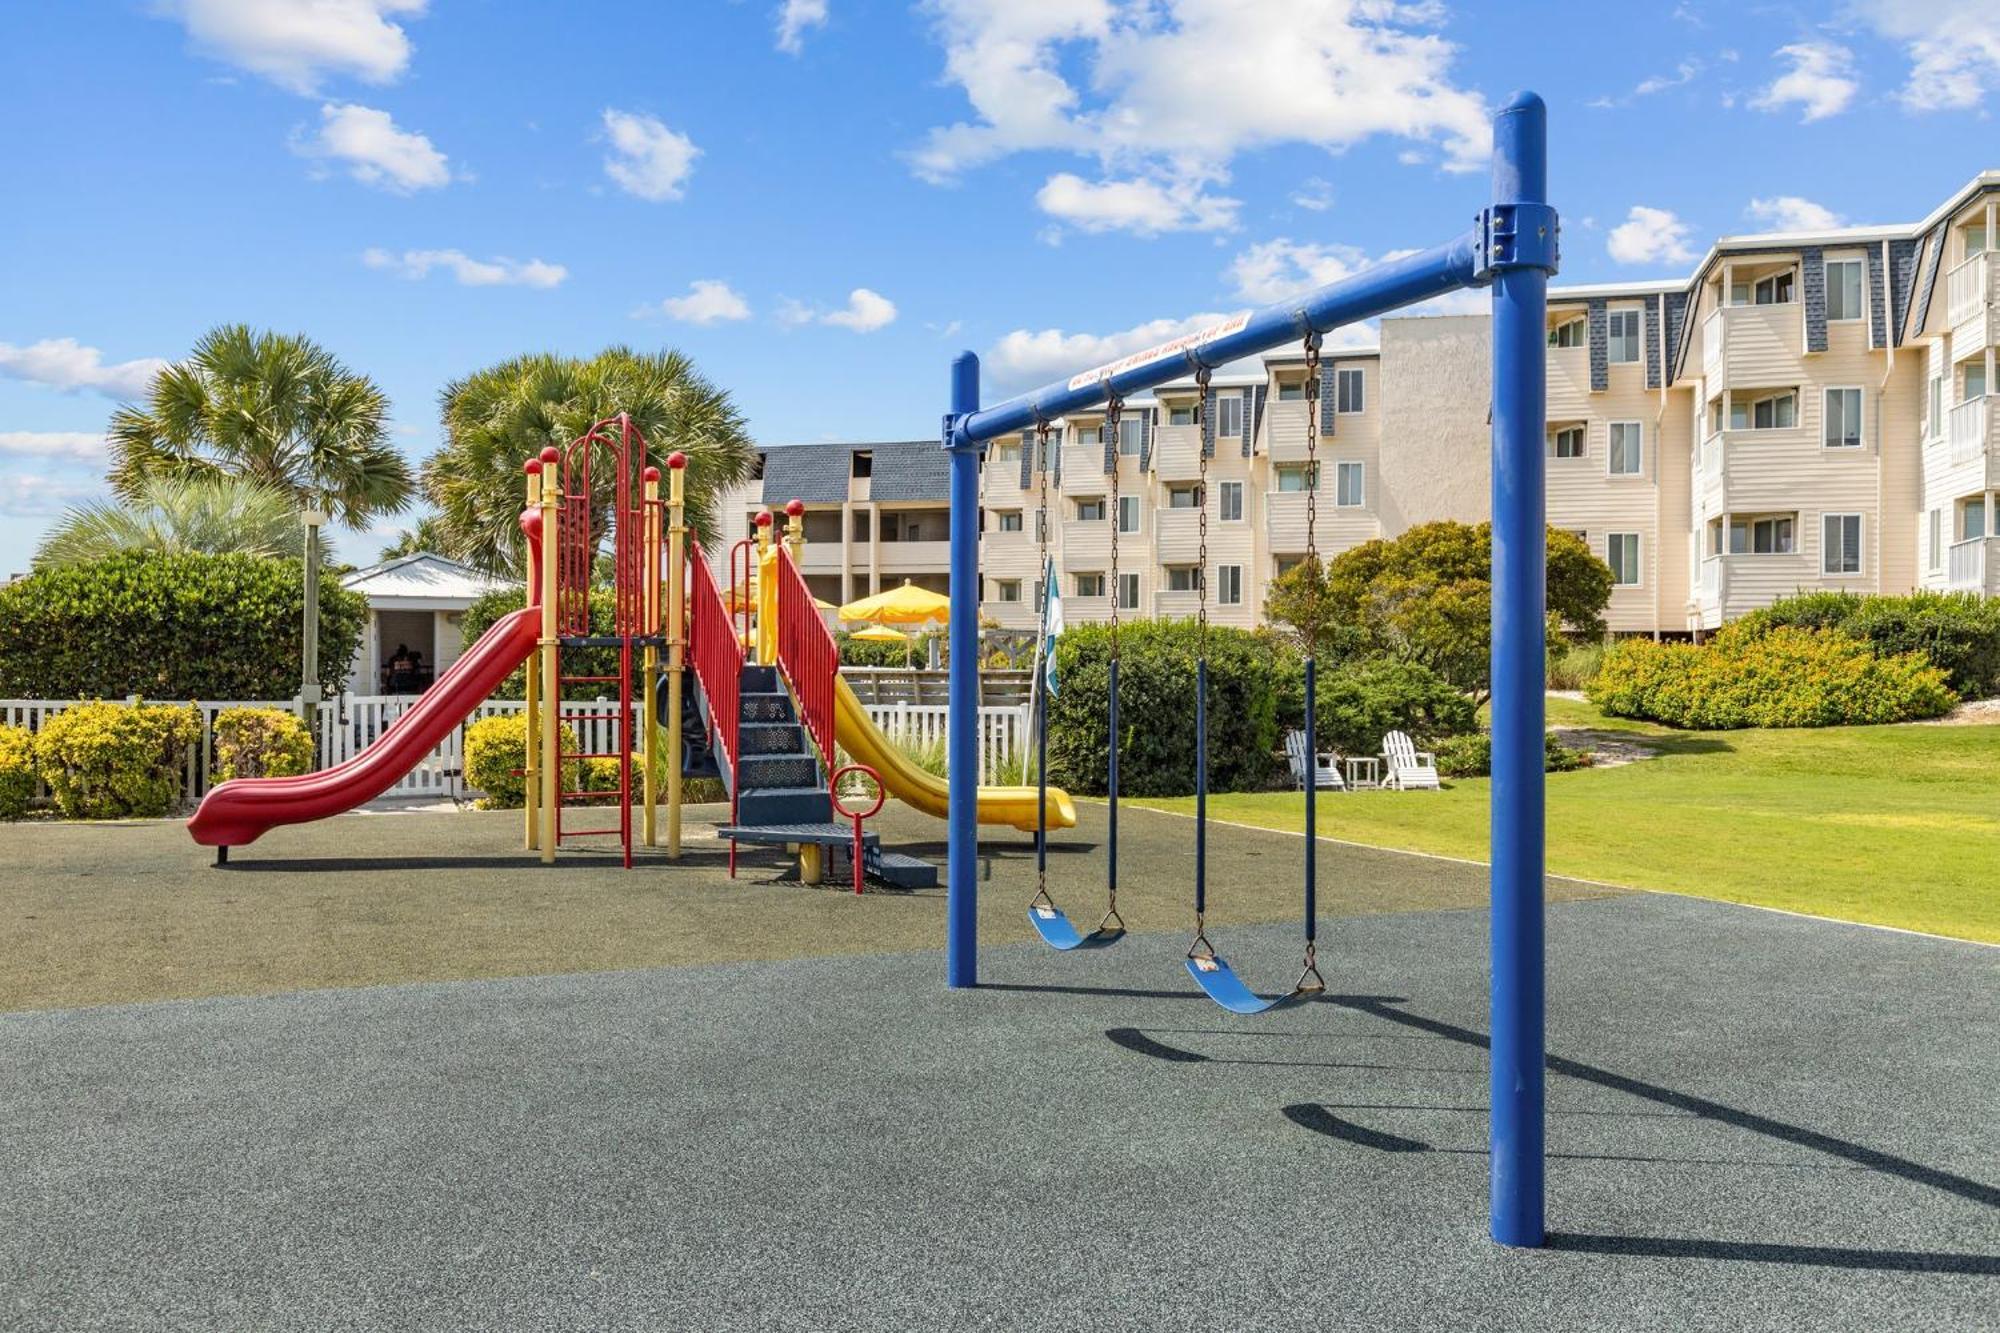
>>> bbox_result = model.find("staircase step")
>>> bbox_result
[738,754,822,791]
[738,722,807,756]
[735,786,833,826]
[740,664,780,692]
[740,691,797,723]
[868,851,938,890]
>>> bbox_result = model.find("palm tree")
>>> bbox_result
[425,347,757,576]
[107,324,412,529]
[378,513,450,561]
[33,476,332,569]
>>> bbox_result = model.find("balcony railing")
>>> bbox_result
[1947,536,1993,592]
[1151,424,1203,479]
[1948,396,1994,467]
[1947,253,1992,331]
[1698,433,1722,482]
[1702,309,1724,385]
[1699,554,1721,595]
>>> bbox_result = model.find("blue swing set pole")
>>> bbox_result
[1488,90,1553,1249]
[946,351,981,989]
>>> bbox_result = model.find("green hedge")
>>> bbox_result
[0,724,35,819]
[1434,730,1592,778]
[1733,591,2000,699]
[1589,628,1956,729]
[212,707,314,781]
[1045,621,1281,797]
[1310,659,1478,756]
[0,553,363,701]
[34,701,200,818]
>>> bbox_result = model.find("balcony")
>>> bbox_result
[1154,507,1204,562]
[1947,396,1999,475]
[1693,551,1816,628]
[1694,426,1862,515]
[1696,433,1724,514]
[1265,398,1313,462]
[1060,441,1111,484]
[1151,424,1203,480]
[876,539,950,575]
[1947,254,1996,360]
[1702,303,1803,393]
[1947,536,1998,595]
[1548,343,1590,417]
[1061,520,1114,563]
[1264,491,1378,554]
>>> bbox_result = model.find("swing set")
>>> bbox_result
[943,93,1559,1249]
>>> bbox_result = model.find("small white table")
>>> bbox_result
[1343,756,1381,790]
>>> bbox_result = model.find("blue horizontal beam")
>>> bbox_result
[953,230,1482,447]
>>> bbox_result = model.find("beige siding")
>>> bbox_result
[1376,315,1491,531]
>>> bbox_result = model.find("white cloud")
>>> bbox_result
[988,313,1235,386]
[362,248,567,287]
[1607,206,1696,265]
[1849,0,2000,112]
[776,0,828,53]
[602,109,699,202]
[1034,172,1238,236]
[910,0,1491,235]
[1745,195,1845,232]
[1290,177,1334,212]
[0,474,104,520]
[1749,42,1858,122]
[1592,58,1703,108]
[1228,237,1484,320]
[656,279,753,324]
[0,339,166,399]
[159,0,424,94]
[780,288,898,332]
[0,431,108,461]
[298,102,451,191]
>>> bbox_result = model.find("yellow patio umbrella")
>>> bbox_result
[849,625,908,643]
[837,579,951,627]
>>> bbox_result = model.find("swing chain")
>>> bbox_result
[1295,940,1326,998]
[1302,332,1322,568]
[1194,364,1211,639]
[1034,418,1053,902]
[1106,394,1123,658]
[1186,910,1214,964]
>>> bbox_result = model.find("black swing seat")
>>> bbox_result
[1185,952,1322,1015]
[1028,901,1125,951]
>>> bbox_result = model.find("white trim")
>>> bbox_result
[1822,385,1866,450]
[1333,460,1366,508]
[1821,511,1865,575]
[1216,479,1245,523]
[1606,420,1645,477]
[1822,255,1867,324]
[1334,365,1366,415]
[1606,531,1643,587]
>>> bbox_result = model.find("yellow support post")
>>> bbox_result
[755,511,778,667]
[538,446,560,864]
[665,452,687,858]
[641,465,661,848]
[523,458,543,851]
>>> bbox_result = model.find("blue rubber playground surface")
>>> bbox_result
[2,863,1995,1330]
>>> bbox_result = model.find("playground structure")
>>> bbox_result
[937,94,1558,1247]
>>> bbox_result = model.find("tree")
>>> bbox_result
[424,347,758,577]
[33,475,331,569]
[378,513,450,561]
[1319,521,1612,701]
[107,324,411,529]
[1261,557,1365,662]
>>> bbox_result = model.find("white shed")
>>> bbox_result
[340,553,517,695]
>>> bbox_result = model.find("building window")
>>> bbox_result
[1168,402,1196,426]
[1823,387,1862,449]
[1825,259,1864,322]
[1274,463,1318,492]
[1075,498,1105,522]
[1118,494,1141,533]
[1117,572,1140,610]
[1966,224,1989,258]
[1167,484,1202,510]
[1962,499,1989,541]
[1606,309,1641,364]
[1547,316,1585,348]
[1334,461,1365,507]
[1930,508,1944,571]
[1275,556,1303,577]
[1822,513,1862,575]
[1606,532,1641,586]
[1548,425,1586,459]
[1967,363,1989,401]
[1167,566,1201,592]
[1730,391,1797,431]
[1608,422,1643,476]
[1276,377,1306,401]
[1217,565,1243,605]
[1733,270,1795,305]
[1218,480,1244,522]
[1075,572,1105,599]
[1217,395,1244,437]
[995,579,1022,603]
[1335,367,1365,414]
[1730,514,1795,554]
[1094,419,1141,453]
[996,509,1024,533]
[991,441,1020,468]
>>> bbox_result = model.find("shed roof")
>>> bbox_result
[341,552,514,608]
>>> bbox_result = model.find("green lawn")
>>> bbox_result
[1133,698,2000,943]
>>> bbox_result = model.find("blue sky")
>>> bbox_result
[1,0,1993,572]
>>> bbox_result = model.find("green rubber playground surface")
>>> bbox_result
[0,800,1623,1013]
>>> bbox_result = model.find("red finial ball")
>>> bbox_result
[785,498,805,517]
[524,460,541,475]
[538,445,560,463]
[642,465,660,482]
[667,451,687,470]
[755,511,773,528]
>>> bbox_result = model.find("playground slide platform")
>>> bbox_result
[833,677,1074,834]
[186,608,542,850]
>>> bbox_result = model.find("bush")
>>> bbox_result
[836,632,937,669]
[0,724,36,819]
[211,707,314,781]
[464,713,581,808]
[1311,659,1478,757]
[1045,620,1282,796]
[34,701,200,818]
[464,587,597,701]
[0,553,364,700]
[1590,628,1956,729]
[1547,640,1606,691]
[1435,731,1592,778]
[1734,591,2000,698]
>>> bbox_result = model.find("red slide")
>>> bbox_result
[186,607,541,849]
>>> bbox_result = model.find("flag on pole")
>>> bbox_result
[1040,555,1065,698]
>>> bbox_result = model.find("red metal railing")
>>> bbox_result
[774,544,837,782]
[688,540,742,794]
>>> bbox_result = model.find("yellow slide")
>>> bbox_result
[834,678,1076,832]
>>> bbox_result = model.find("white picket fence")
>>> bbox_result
[3,692,1031,802]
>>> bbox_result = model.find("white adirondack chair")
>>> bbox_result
[1284,729,1344,790]
[1380,730,1441,790]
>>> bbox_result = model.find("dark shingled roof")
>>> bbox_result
[756,440,948,506]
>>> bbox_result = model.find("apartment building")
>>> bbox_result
[714,171,2000,637]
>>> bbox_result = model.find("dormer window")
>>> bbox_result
[851,449,873,478]
[1547,315,1586,348]
[1168,401,1197,426]
[1730,269,1795,306]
